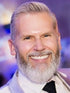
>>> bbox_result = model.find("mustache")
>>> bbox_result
[28,50,53,57]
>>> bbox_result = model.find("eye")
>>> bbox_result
[44,34,50,37]
[24,36,31,40]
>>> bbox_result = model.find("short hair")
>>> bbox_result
[10,1,57,41]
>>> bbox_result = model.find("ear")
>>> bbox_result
[55,23,62,50]
[8,39,16,56]
[58,32,62,50]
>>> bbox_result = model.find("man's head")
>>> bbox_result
[9,2,61,84]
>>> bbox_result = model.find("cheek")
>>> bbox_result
[17,42,34,56]
[44,38,59,52]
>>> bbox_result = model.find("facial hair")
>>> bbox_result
[17,48,60,84]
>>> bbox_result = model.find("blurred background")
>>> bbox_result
[0,0,70,87]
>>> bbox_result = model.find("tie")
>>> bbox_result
[42,81,56,93]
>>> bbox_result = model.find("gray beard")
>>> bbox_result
[17,49,60,84]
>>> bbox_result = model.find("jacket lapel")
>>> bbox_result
[56,71,70,91]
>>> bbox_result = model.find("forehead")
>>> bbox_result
[15,12,55,35]
[16,12,53,23]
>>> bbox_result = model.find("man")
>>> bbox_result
[0,1,70,93]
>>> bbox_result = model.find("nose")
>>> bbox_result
[34,39,45,51]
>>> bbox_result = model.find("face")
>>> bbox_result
[9,12,61,83]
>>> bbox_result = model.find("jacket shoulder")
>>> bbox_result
[58,68,70,85]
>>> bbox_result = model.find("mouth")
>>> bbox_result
[28,51,52,63]
[31,55,49,60]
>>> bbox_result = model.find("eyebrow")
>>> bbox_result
[20,31,53,38]
[20,34,33,39]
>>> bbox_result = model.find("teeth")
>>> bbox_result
[31,55,48,60]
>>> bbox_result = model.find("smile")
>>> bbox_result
[31,55,49,60]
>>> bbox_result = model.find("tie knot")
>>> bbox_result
[42,81,56,93]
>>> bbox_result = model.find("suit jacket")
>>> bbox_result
[0,69,70,93]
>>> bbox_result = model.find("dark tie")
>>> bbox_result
[42,81,56,93]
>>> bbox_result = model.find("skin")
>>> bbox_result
[9,12,61,72]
